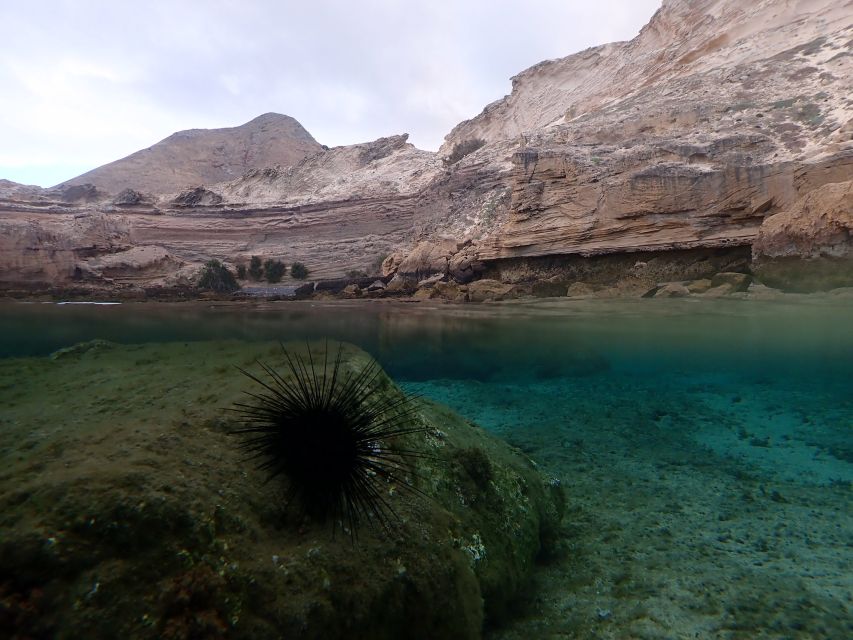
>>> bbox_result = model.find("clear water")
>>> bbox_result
[2,297,851,637]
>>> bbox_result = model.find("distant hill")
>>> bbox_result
[58,113,323,195]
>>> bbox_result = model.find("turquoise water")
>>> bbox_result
[2,297,851,637]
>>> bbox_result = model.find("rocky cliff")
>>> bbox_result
[1,0,851,296]
[433,0,852,290]
[0,134,443,291]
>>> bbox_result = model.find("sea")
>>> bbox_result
[1,295,851,638]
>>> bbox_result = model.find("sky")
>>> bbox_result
[0,0,661,187]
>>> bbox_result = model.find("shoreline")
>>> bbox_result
[3,277,853,306]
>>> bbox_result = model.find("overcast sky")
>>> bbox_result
[1,0,660,187]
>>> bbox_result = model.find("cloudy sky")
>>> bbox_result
[1,0,660,187]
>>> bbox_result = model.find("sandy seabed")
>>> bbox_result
[406,368,852,639]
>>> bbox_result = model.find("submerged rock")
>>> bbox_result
[466,279,518,302]
[49,338,117,360]
[652,282,691,298]
[0,341,564,639]
[710,272,752,293]
[565,282,597,297]
[685,279,713,294]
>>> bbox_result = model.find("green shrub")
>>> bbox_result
[248,255,263,281]
[346,269,368,279]
[197,260,239,293]
[263,259,286,283]
[236,264,247,280]
[291,262,309,280]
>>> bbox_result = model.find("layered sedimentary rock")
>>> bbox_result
[0,135,443,290]
[1,0,851,294]
[753,178,853,290]
[442,0,852,279]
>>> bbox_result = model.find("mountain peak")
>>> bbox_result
[60,114,323,194]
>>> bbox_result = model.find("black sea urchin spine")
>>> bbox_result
[231,343,428,537]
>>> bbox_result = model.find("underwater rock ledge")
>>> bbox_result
[0,340,564,639]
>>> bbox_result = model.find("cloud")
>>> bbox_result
[0,0,660,186]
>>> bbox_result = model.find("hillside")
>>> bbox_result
[58,113,323,195]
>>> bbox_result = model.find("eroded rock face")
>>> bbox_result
[753,180,853,290]
[433,0,852,282]
[0,212,132,290]
[0,341,564,639]
[2,0,851,294]
[754,181,852,259]
[395,238,459,281]
[215,134,441,206]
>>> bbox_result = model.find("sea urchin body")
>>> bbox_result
[231,343,426,537]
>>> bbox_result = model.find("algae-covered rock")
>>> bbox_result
[0,341,564,639]
[466,280,517,302]
[531,277,568,299]
[652,282,690,298]
[709,272,752,293]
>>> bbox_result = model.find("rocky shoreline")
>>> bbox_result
[2,1,850,300]
[6,269,853,306]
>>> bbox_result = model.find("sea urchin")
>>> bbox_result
[231,343,427,537]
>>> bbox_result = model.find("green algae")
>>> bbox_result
[0,340,563,639]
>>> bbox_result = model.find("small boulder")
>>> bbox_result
[342,283,362,298]
[413,287,439,300]
[381,252,404,277]
[653,282,691,298]
[384,274,415,294]
[434,281,469,302]
[417,273,444,288]
[112,188,146,206]
[366,280,386,292]
[467,279,516,302]
[396,238,457,281]
[172,186,223,207]
[685,279,713,294]
[710,272,752,292]
[566,282,596,297]
[448,246,485,284]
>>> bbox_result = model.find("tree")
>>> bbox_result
[264,259,286,283]
[236,264,247,280]
[248,255,263,281]
[197,260,239,293]
[290,262,309,280]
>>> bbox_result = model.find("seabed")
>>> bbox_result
[1,295,851,638]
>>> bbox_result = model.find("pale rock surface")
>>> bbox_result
[0,212,131,288]
[442,0,853,272]
[2,0,852,294]
[213,134,441,206]
[396,238,459,281]
[753,180,852,259]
